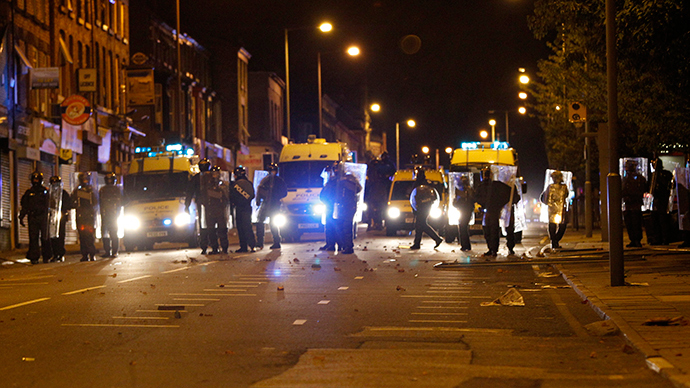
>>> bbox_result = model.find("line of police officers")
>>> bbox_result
[19,171,122,264]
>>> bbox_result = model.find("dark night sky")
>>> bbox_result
[155,0,550,191]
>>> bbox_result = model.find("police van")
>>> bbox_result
[385,168,448,236]
[277,136,356,242]
[119,145,199,251]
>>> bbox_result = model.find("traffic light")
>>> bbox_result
[568,102,586,123]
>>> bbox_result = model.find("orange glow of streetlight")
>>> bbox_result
[518,106,527,114]
[407,119,416,128]
[519,75,530,85]
[480,130,489,139]
[488,119,496,126]
[421,146,430,154]
[445,147,453,154]
[519,92,528,100]
[370,103,380,112]
[347,46,360,56]
[319,22,333,32]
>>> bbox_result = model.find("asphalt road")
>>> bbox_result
[0,224,673,387]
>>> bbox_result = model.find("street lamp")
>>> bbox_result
[318,45,360,138]
[396,119,416,169]
[518,106,527,115]
[285,22,333,140]
[421,146,430,154]
[489,119,497,142]
[518,92,528,100]
[370,103,380,112]
[480,130,489,139]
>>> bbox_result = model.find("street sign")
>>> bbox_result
[568,102,586,123]
[61,95,91,126]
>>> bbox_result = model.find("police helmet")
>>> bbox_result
[413,166,426,183]
[104,172,117,185]
[198,158,211,172]
[267,163,279,173]
[551,170,564,183]
[481,167,492,182]
[49,175,62,185]
[78,172,90,185]
[30,172,44,185]
[234,166,247,179]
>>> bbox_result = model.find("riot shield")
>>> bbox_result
[620,157,650,211]
[47,181,64,238]
[220,170,233,229]
[252,170,269,223]
[513,177,527,233]
[447,172,475,226]
[675,167,690,230]
[343,162,367,222]
[198,171,212,229]
[490,165,518,228]
[71,171,100,233]
[539,169,573,224]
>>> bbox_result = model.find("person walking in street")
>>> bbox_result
[99,173,122,258]
[185,158,213,254]
[18,172,51,264]
[453,175,475,252]
[204,166,230,254]
[47,176,71,262]
[256,163,288,249]
[542,170,570,249]
[475,167,511,257]
[72,172,97,262]
[649,158,673,245]
[331,161,362,254]
[505,179,522,257]
[621,160,647,247]
[410,168,443,250]
[319,163,339,252]
[229,166,256,253]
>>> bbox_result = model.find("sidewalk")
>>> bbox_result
[551,228,690,388]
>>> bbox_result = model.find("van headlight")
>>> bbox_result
[174,213,192,226]
[361,202,368,212]
[448,205,460,220]
[387,207,401,219]
[313,204,326,215]
[273,214,287,227]
[120,215,141,230]
[430,206,443,219]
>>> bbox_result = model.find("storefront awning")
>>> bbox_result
[14,44,32,69]
[59,37,73,65]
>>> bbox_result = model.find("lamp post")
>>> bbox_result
[396,119,416,169]
[318,45,360,138]
[479,130,489,140]
[489,119,496,142]
[285,22,332,140]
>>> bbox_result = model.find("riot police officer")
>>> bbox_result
[185,158,213,254]
[621,160,646,247]
[72,172,97,261]
[541,170,570,249]
[319,163,339,251]
[476,167,511,256]
[453,175,475,252]
[649,158,673,245]
[410,168,443,250]
[333,162,362,254]
[229,166,256,253]
[256,163,288,249]
[19,172,51,264]
[204,166,230,254]
[99,173,122,258]
[47,176,72,262]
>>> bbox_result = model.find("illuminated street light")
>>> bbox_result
[347,46,360,56]
[319,22,333,32]
[421,146,430,154]
[480,130,489,139]
[519,75,530,85]
[555,105,562,111]
[407,119,416,128]
[396,119,416,168]
[519,92,528,100]
[445,147,453,154]
[489,119,497,142]
[518,106,527,114]
[370,103,380,112]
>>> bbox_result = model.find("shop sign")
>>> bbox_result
[30,67,60,89]
[127,69,155,106]
[77,69,97,92]
[61,95,91,125]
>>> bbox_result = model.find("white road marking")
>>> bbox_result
[411,312,468,316]
[172,298,220,301]
[112,316,169,320]
[162,267,191,274]
[421,300,469,304]
[136,310,187,313]
[117,275,153,283]
[338,287,349,290]
[416,306,468,309]
[156,303,205,307]
[354,276,364,280]
[408,320,468,323]
[318,300,330,305]
[293,319,307,325]
[62,323,179,328]
[426,291,470,294]
[202,289,248,292]
[0,297,51,310]
[62,285,106,295]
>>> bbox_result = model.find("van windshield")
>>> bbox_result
[124,172,189,201]
[391,181,445,201]
[279,161,331,188]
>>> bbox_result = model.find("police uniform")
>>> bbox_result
[333,173,362,254]
[99,174,123,257]
[256,165,288,249]
[19,173,51,264]
[48,176,72,262]
[185,159,213,254]
[229,168,256,252]
[453,177,475,251]
[476,171,512,256]
[542,172,570,249]
[72,175,98,261]
[205,169,230,254]
[410,178,443,250]
[319,176,338,251]
[621,164,647,247]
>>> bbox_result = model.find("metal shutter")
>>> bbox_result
[1,151,11,229]
[59,163,78,245]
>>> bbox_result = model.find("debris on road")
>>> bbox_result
[277,286,284,291]
[481,288,525,307]
[584,320,620,336]
[396,285,406,291]
[643,316,688,326]
[538,272,560,278]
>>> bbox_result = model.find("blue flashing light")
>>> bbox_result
[163,218,172,226]
[135,147,141,153]
[147,152,157,157]
[461,142,479,150]
[166,144,183,152]
[185,148,194,156]
[491,142,510,150]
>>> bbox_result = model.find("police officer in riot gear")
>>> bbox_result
[621,160,646,247]
[229,166,256,253]
[333,162,362,254]
[649,158,673,245]
[319,163,339,251]
[453,175,475,252]
[409,168,443,250]
[256,163,288,249]
[476,167,511,256]
[99,173,122,258]
[48,176,72,262]
[541,170,570,249]
[19,172,51,264]
[185,158,213,254]
[72,172,98,261]
[205,166,230,254]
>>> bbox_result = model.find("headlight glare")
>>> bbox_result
[121,215,141,230]
[430,206,443,219]
[388,207,401,219]
[174,213,191,226]
[273,214,287,227]
[313,204,326,215]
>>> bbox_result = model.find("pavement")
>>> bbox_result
[548,228,690,388]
